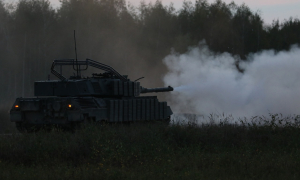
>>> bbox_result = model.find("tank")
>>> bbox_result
[10,59,173,132]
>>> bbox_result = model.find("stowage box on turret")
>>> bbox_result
[10,59,173,132]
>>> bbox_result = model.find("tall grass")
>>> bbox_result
[1,115,300,179]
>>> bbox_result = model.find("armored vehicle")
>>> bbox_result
[10,59,173,132]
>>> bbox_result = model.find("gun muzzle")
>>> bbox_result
[140,86,174,93]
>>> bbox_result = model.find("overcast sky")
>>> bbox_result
[15,0,300,24]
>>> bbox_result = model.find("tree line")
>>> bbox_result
[0,0,299,106]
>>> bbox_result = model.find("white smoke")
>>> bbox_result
[163,42,300,118]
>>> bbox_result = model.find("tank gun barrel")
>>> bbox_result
[140,86,173,93]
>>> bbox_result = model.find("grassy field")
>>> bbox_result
[1,114,300,179]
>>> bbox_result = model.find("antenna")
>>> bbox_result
[74,30,79,77]
[134,77,145,82]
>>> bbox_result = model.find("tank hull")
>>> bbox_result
[10,96,172,132]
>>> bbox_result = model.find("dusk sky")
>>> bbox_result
[10,0,300,24]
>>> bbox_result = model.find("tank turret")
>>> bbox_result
[10,59,173,132]
[34,59,173,97]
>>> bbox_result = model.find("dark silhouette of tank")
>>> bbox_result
[10,59,173,132]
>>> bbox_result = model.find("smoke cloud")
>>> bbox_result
[163,42,300,118]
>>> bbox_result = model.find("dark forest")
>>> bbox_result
[0,0,299,107]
